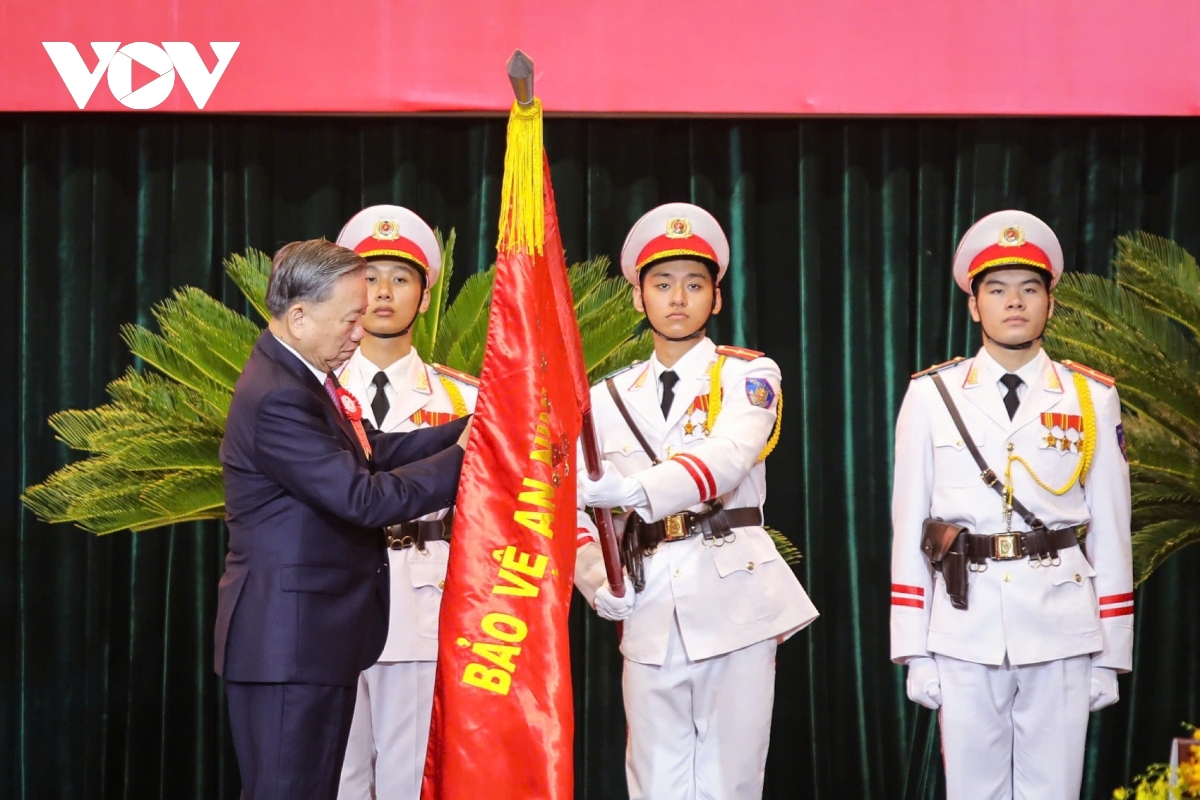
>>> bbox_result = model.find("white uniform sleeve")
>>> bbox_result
[574,506,607,606]
[633,357,780,520]
[890,379,936,664]
[1081,385,1134,671]
[573,434,607,605]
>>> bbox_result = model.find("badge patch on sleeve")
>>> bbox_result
[745,377,776,409]
[1116,423,1127,462]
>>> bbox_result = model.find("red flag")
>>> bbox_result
[423,98,585,799]
[541,155,591,416]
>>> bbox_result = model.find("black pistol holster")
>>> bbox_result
[921,518,969,609]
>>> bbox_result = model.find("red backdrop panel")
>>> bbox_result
[3,0,1198,114]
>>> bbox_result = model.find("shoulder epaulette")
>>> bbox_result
[596,360,642,385]
[431,363,480,388]
[716,345,764,361]
[1060,360,1115,387]
[910,356,965,380]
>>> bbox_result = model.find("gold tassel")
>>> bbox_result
[438,374,469,419]
[496,98,545,255]
[704,355,782,462]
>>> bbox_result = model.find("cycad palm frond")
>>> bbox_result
[24,239,652,535]
[765,526,803,566]
[1045,232,1200,584]
[1128,519,1200,586]
[431,267,495,373]
[1112,234,1200,339]
[411,229,455,363]
[23,269,258,533]
[590,331,654,382]
[427,256,651,379]
[224,249,273,322]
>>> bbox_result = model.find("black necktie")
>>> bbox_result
[1000,373,1023,420]
[660,370,680,419]
[371,371,390,425]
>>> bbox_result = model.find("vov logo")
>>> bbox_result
[42,42,240,110]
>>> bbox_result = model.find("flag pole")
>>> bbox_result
[505,50,625,598]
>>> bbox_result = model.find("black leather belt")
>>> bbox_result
[387,511,453,550]
[640,506,763,545]
[621,503,764,593]
[963,525,1084,562]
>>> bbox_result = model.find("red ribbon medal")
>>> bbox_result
[335,386,374,460]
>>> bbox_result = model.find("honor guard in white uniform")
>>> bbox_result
[333,206,478,800]
[575,203,819,800]
[890,210,1134,800]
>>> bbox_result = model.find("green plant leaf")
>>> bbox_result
[22,242,655,536]
[1046,232,1200,585]
[225,249,272,322]
[412,228,455,363]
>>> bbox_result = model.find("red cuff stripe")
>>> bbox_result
[675,453,716,500]
[672,455,709,501]
[577,536,597,548]
[1099,606,1134,618]
[1099,592,1135,605]
[891,583,926,596]
[691,456,719,500]
[891,597,924,609]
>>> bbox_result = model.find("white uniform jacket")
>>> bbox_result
[338,349,477,662]
[576,338,819,666]
[890,348,1133,670]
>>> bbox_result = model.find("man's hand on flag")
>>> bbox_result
[580,460,648,509]
[455,416,473,450]
[594,579,637,621]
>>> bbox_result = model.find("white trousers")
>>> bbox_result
[337,661,436,800]
[624,614,778,800]
[935,654,1091,800]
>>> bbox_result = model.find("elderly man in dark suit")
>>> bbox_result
[215,239,471,800]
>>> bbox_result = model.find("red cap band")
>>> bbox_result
[636,234,719,271]
[352,235,430,272]
[967,242,1052,281]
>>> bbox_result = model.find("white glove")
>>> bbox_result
[906,656,943,709]
[579,460,647,509]
[1089,666,1119,711]
[593,579,636,621]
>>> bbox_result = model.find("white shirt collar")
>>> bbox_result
[974,346,1048,393]
[356,349,417,393]
[273,334,328,383]
[649,337,714,395]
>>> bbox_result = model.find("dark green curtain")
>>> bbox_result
[2,114,1199,799]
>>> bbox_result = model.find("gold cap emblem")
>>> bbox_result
[999,225,1025,247]
[373,219,400,240]
[665,217,692,239]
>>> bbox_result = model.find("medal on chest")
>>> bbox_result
[681,394,713,438]
[1039,412,1084,455]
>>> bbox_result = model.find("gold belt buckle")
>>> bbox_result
[663,514,688,541]
[993,533,1020,560]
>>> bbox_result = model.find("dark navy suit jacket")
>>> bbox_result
[215,332,467,686]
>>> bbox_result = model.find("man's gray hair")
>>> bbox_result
[266,239,366,318]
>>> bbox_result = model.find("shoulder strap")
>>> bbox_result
[715,344,763,361]
[605,378,662,466]
[911,356,965,380]
[929,373,1047,532]
[430,362,480,388]
[1060,359,1115,387]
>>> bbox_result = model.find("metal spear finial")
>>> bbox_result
[507,50,535,106]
